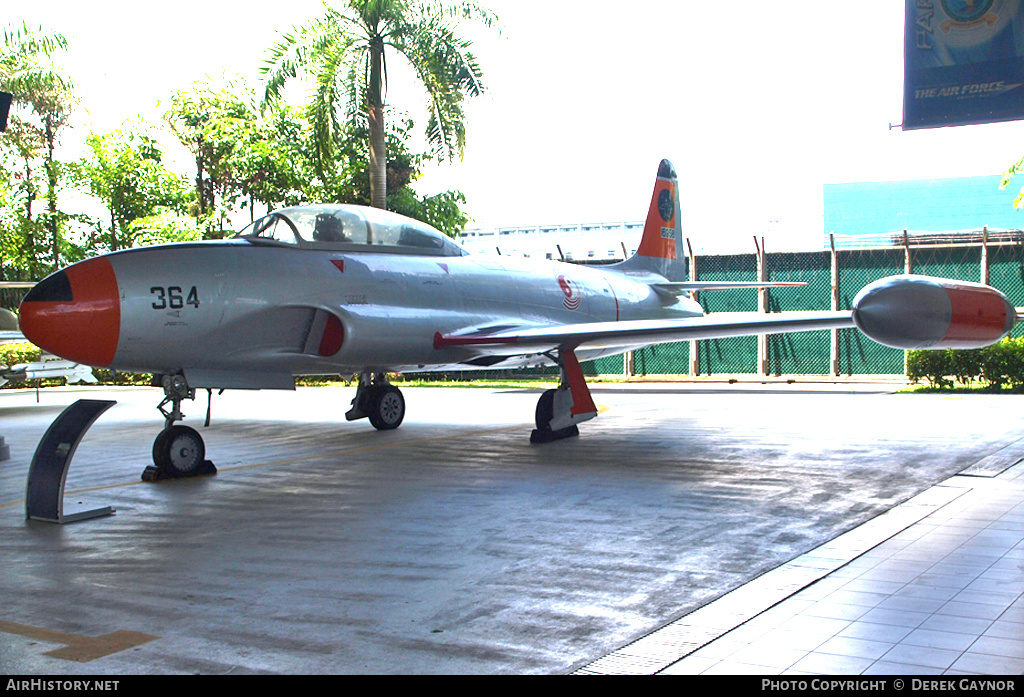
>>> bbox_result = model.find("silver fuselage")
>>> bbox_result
[106,240,701,388]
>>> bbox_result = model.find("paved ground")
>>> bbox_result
[0,382,1020,675]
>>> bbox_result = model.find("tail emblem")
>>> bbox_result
[658,189,674,222]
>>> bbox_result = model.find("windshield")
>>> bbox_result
[235,204,467,256]
[236,214,300,244]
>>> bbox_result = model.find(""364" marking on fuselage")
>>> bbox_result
[150,286,200,310]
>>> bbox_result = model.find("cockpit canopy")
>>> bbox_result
[235,204,468,257]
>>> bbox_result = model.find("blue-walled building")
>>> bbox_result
[823,175,1024,248]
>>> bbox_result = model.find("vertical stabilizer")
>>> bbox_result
[611,159,687,281]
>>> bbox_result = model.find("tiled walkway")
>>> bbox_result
[577,460,1024,675]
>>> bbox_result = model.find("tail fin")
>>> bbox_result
[611,159,687,281]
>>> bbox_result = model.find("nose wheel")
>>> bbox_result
[153,425,207,477]
[143,375,217,481]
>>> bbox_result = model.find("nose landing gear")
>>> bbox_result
[143,374,216,481]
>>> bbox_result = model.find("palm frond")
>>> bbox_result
[389,10,485,161]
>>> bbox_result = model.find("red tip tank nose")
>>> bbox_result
[18,257,120,367]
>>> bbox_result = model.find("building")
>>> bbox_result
[460,221,644,262]
[824,174,1024,248]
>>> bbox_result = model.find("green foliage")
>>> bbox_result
[1,17,477,289]
[70,127,192,252]
[1000,154,1024,210]
[316,117,472,235]
[1,21,76,277]
[907,349,953,388]
[389,186,469,236]
[262,0,496,207]
[907,338,1024,390]
[0,341,40,366]
[0,339,154,389]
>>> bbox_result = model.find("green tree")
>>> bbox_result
[71,126,193,252]
[164,74,472,238]
[262,0,496,209]
[234,102,316,218]
[0,22,67,98]
[323,116,470,234]
[164,81,258,235]
[164,79,320,234]
[0,117,46,278]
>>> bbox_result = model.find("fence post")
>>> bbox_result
[903,229,912,274]
[688,239,700,376]
[756,236,769,376]
[981,226,989,285]
[903,229,911,377]
[830,234,840,376]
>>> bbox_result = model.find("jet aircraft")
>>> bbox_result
[16,160,1019,478]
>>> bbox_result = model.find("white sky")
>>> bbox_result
[10,0,1024,252]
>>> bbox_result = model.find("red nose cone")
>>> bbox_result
[19,257,120,367]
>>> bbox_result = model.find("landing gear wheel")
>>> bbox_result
[368,385,405,430]
[153,425,207,477]
[535,389,556,432]
[530,388,579,444]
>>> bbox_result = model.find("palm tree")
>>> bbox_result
[262,0,496,209]
[1,22,67,96]
[1,22,73,272]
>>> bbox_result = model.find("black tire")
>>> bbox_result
[153,425,206,476]
[535,389,556,431]
[368,385,405,430]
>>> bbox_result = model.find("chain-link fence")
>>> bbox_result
[621,238,1024,379]
[765,251,831,375]
[833,247,905,376]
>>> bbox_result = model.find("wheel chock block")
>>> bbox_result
[141,460,216,482]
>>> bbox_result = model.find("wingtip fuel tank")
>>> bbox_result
[852,275,1016,350]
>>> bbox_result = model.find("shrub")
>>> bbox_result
[0,343,42,368]
[907,349,954,388]
[0,342,152,389]
[907,338,1024,390]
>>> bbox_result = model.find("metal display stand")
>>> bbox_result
[26,399,116,524]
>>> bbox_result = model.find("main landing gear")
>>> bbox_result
[143,374,216,481]
[530,348,599,443]
[139,356,587,480]
[346,372,406,430]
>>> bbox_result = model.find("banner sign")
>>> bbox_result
[904,0,1024,129]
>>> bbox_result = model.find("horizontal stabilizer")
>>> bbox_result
[651,281,806,298]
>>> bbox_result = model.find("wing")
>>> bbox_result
[435,311,855,355]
